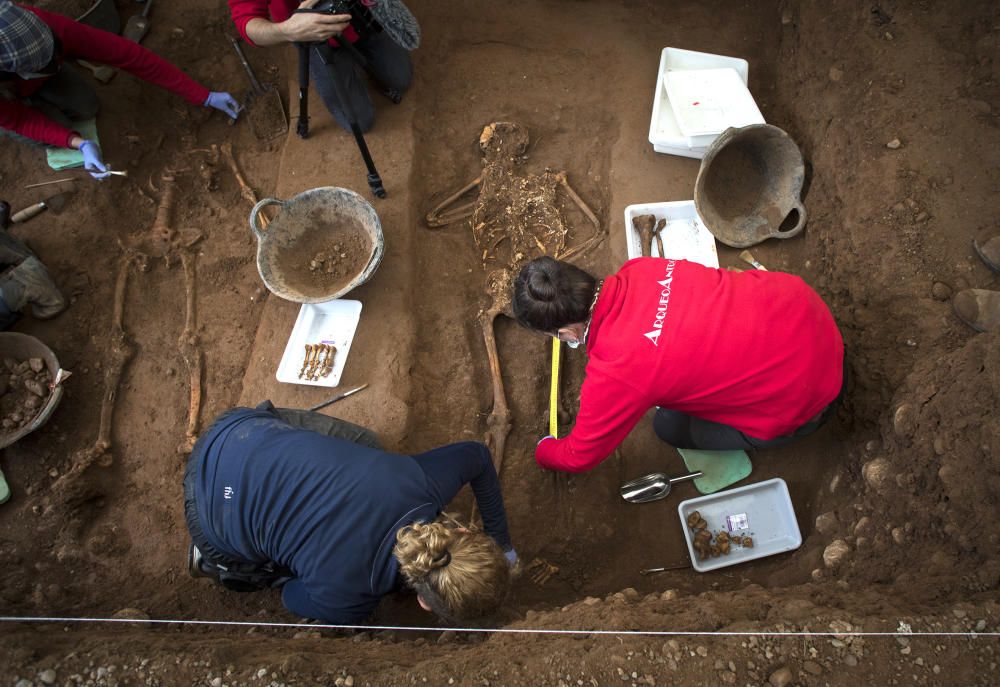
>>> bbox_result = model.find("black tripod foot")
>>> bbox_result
[368,173,387,199]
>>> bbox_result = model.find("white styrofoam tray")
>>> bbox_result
[648,47,762,158]
[664,67,765,138]
[276,299,362,387]
[624,200,719,267]
[678,478,802,572]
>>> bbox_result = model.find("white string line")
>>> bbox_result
[0,616,997,638]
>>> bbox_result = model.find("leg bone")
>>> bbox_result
[425,177,481,227]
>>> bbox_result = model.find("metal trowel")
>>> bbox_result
[620,470,703,503]
[11,189,75,224]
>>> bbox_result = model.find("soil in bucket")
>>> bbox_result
[274,214,374,299]
[705,143,766,220]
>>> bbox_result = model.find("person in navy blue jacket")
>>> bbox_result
[184,401,517,624]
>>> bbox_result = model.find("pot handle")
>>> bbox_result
[773,199,807,240]
[249,198,284,240]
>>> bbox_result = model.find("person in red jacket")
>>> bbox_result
[0,2,239,178]
[512,256,846,473]
[228,0,419,133]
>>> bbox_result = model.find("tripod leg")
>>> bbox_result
[318,45,388,199]
[296,44,310,139]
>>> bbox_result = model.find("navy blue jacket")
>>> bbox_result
[191,408,511,624]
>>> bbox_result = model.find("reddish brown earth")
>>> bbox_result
[1,0,999,684]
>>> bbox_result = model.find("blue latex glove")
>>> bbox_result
[504,548,519,567]
[78,140,110,180]
[204,91,241,119]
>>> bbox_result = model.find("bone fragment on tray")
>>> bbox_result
[632,214,657,257]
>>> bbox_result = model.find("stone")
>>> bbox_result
[862,457,892,492]
[886,138,902,149]
[815,511,839,535]
[344,676,354,687]
[211,679,223,687]
[621,587,640,602]
[891,527,906,545]
[660,590,678,601]
[893,403,916,436]
[824,539,851,568]
[112,607,150,621]
[38,669,57,685]
[768,666,793,687]
[829,67,844,81]
[803,660,823,675]
[845,654,858,667]
[854,516,873,536]
[696,645,708,657]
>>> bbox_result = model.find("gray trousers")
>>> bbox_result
[1,65,100,144]
[309,31,412,133]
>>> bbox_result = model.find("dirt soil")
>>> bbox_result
[2,0,1000,683]
[276,215,372,298]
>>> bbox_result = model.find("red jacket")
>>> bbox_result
[228,0,361,46]
[0,6,210,148]
[536,258,844,472]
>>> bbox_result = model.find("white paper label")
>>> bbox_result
[726,513,749,531]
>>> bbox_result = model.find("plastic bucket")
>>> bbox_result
[249,187,384,304]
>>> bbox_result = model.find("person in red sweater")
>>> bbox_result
[228,0,419,133]
[0,2,239,178]
[512,256,846,473]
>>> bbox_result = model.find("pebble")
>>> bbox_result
[38,669,57,685]
[660,589,678,601]
[829,67,844,81]
[886,138,902,149]
[953,608,967,619]
[696,645,708,657]
[862,457,892,492]
[976,620,987,631]
[211,678,222,687]
[768,666,793,687]
[901,646,912,655]
[893,403,916,436]
[803,660,822,675]
[14,680,31,687]
[815,511,839,535]
[345,677,355,687]
[823,539,851,568]
[915,211,929,223]
[845,654,859,667]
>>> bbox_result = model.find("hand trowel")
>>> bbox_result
[11,189,75,224]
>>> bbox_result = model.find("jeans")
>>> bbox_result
[309,31,412,133]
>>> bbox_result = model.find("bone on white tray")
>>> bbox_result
[623,200,719,268]
[276,299,362,387]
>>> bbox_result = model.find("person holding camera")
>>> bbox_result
[229,0,420,133]
[0,1,240,178]
[185,401,517,625]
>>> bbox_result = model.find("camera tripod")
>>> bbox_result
[295,40,391,199]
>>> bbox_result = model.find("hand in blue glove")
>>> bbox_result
[204,91,241,120]
[504,548,519,567]
[78,140,110,180]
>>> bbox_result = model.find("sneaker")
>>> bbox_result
[953,288,1000,332]
[0,256,66,319]
[973,236,1000,274]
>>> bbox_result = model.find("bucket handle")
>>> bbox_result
[773,200,807,240]
[249,198,284,240]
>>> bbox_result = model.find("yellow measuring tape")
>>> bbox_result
[549,337,560,438]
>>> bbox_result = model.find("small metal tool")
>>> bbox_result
[308,383,369,412]
[620,470,703,503]
[640,562,691,575]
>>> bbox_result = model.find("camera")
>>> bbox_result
[308,0,381,34]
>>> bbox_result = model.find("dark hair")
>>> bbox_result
[512,257,597,333]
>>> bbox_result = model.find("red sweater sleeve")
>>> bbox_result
[535,371,649,473]
[228,0,274,44]
[29,7,210,106]
[0,98,77,147]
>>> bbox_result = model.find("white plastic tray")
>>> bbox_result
[648,47,762,158]
[276,299,362,387]
[624,200,719,267]
[678,478,802,572]
[665,68,765,138]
